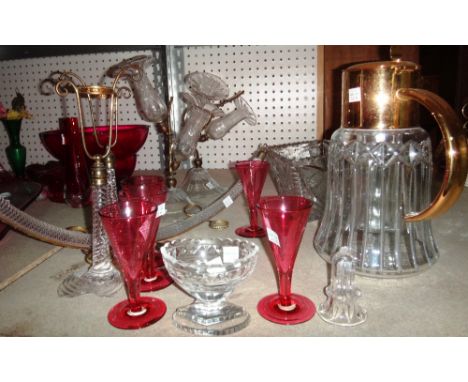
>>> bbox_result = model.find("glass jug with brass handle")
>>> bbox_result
[314,59,468,277]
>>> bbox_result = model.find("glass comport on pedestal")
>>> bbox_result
[162,238,258,336]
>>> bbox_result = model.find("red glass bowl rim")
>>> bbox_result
[99,198,156,219]
[257,195,312,212]
[83,124,149,134]
[121,175,166,187]
[234,159,270,169]
[40,124,149,135]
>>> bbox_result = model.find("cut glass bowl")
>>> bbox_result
[162,237,258,336]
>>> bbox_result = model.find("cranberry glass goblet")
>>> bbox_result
[120,175,173,292]
[234,160,269,238]
[257,196,316,325]
[100,198,167,329]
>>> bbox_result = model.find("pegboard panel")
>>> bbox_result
[180,45,318,168]
[0,46,319,172]
[0,49,165,171]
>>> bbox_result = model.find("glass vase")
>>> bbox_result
[2,119,26,178]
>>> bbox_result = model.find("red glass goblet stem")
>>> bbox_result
[248,205,260,230]
[278,271,293,307]
[125,275,143,312]
[144,216,162,279]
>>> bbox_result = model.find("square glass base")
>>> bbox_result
[172,302,250,336]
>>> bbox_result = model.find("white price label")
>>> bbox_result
[348,87,361,103]
[206,182,215,190]
[156,203,166,218]
[223,195,234,208]
[223,246,239,263]
[267,228,281,247]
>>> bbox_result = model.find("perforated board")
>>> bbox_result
[0,46,318,171]
[0,49,165,171]
[180,45,318,167]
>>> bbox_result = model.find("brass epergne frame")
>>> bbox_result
[53,70,130,297]
[158,97,179,189]
[106,56,198,217]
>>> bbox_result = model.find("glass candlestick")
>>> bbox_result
[318,247,367,326]
[57,157,122,297]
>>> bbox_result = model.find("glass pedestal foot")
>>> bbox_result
[257,293,316,325]
[235,225,266,238]
[108,296,167,330]
[57,264,122,297]
[180,167,226,204]
[318,304,367,327]
[165,187,194,215]
[173,302,250,336]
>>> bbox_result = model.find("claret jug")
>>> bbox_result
[314,58,468,277]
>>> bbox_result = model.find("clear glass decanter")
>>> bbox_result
[314,59,468,277]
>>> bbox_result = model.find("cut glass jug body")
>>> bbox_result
[314,59,468,277]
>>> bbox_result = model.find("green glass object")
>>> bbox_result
[2,119,26,178]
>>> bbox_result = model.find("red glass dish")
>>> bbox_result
[39,124,149,184]
[82,125,148,160]
[100,198,166,329]
[234,160,269,238]
[120,175,173,292]
[257,195,316,325]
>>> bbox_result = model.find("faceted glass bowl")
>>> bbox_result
[162,238,258,336]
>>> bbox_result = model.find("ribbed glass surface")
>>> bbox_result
[314,127,438,277]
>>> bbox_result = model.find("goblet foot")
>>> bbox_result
[57,264,122,297]
[235,225,266,238]
[257,293,316,325]
[108,296,167,330]
[140,267,173,292]
[173,302,250,336]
